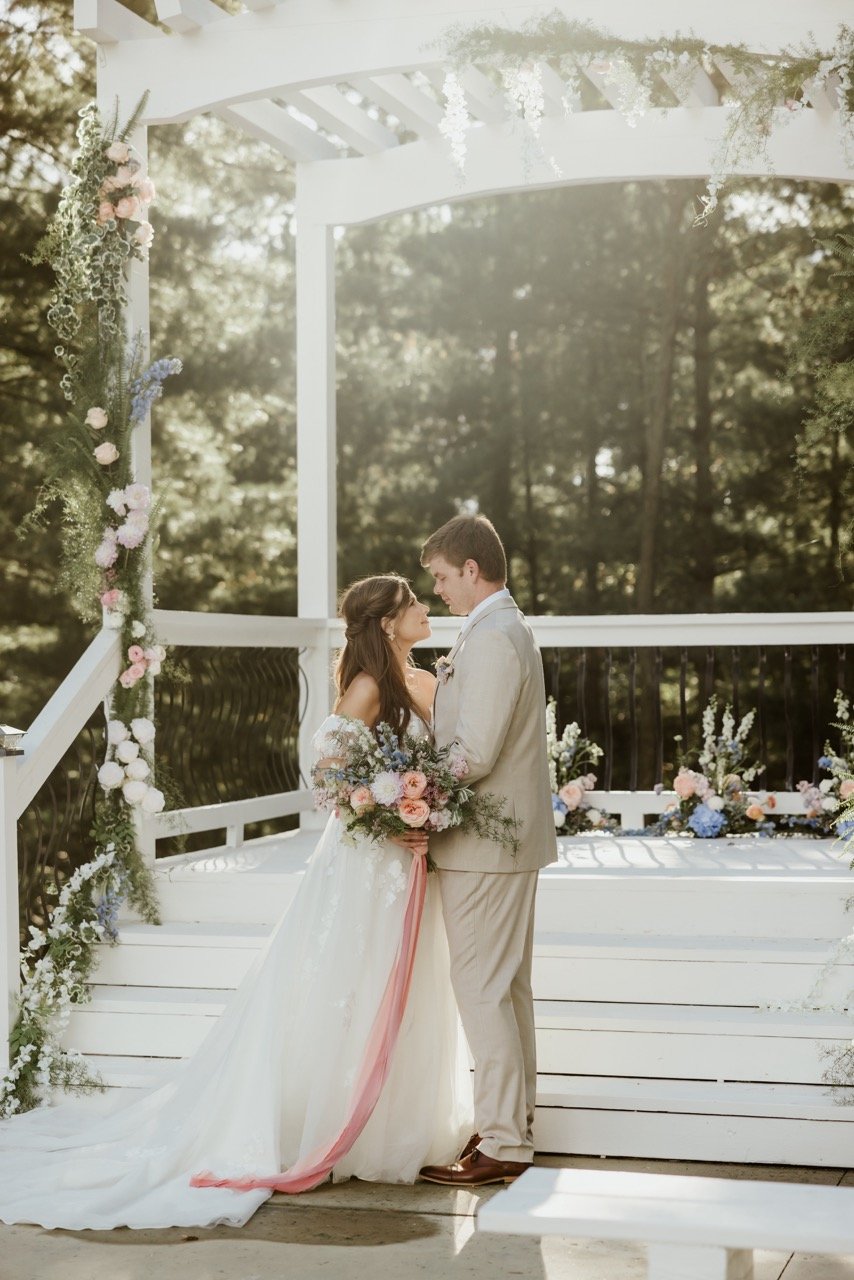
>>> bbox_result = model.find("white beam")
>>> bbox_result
[659,62,720,109]
[350,73,443,136]
[286,85,399,155]
[74,0,159,43]
[538,62,580,115]
[423,63,506,127]
[297,105,854,226]
[217,100,339,161]
[155,0,229,34]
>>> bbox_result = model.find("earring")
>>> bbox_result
[388,630,396,643]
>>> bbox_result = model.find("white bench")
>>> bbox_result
[476,1167,854,1280]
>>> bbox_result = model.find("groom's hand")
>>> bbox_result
[391,831,429,858]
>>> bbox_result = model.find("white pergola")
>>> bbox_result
[78,1,854,710]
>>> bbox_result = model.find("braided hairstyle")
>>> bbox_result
[335,574,419,736]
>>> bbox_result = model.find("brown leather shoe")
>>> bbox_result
[459,1132,480,1160]
[419,1148,533,1186]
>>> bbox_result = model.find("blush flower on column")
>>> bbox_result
[105,141,130,164]
[116,522,146,549]
[86,406,109,430]
[124,483,151,510]
[94,441,119,465]
[96,201,116,226]
[127,645,146,664]
[398,797,430,827]
[133,175,156,204]
[115,195,142,221]
[401,770,428,799]
[558,781,584,811]
[94,539,119,569]
[134,222,154,249]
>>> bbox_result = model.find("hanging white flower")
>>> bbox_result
[124,757,150,781]
[141,786,166,815]
[130,717,156,745]
[106,719,130,745]
[502,63,545,135]
[122,778,148,806]
[439,69,471,172]
[130,620,147,639]
[97,760,125,790]
[116,738,140,763]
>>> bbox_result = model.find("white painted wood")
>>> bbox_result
[0,759,20,1073]
[151,609,323,647]
[350,73,443,136]
[154,0,228,34]
[647,1244,753,1280]
[286,86,399,155]
[478,1166,854,1254]
[15,630,120,814]
[216,101,339,162]
[660,61,720,108]
[74,0,159,43]
[538,62,579,115]
[456,66,507,126]
[153,787,313,839]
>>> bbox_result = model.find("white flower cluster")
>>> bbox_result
[502,63,545,136]
[588,55,652,129]
[440,70,471,173]
[98,717,164,813]
[95,482,151,569]
[0,848,117,1116]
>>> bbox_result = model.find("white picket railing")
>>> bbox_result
[2,607,853,1071]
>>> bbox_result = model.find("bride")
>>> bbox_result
[0,573,474,1230]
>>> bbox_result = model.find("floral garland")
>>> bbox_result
[546,699,611,833]
[437,16,854,221]
[2,96,178,1116]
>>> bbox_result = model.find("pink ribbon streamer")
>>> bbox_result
[190,851,428,1195]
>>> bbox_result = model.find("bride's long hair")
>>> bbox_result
[335,574,419,736]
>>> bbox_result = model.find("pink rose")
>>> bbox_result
[674,770,696,800]
[133,175,156,204]
[840,780,854,800]
[134,221,154,249]
[93,441,119,465]
[100,588,122,608]
[105,141,130,164]
[559,781,584,811]
[96,201,115,225]
[398,797,430,828]
[114,164,136,187]
[402,770,428,799]
[745,804,765,821]
[127,645,145,664]
[115,195,141,221]
[349,785,375,813]
[119,665,142,689]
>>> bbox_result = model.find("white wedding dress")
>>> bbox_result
[0,714,473,1230]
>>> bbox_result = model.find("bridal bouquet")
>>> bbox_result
[311,717,518,856]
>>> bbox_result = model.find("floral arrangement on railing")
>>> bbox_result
[657,697,775,838]
[788,692,854,839]
[546,699,610,833]
[437,15,854,220]
[2,96,175,1117]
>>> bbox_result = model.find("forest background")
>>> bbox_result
[2,0,853,748]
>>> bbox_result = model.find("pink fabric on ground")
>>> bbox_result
[190,852,428,1195]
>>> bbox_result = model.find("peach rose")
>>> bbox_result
[745,804,765,821]
[105,141,130,164]
[115,195,141,221]
[674,770,696,800]
[134,175,156,204]
[114,164,135,187]
[402,770,428,799]
[765,794,777,809]
[559,781,584,811]
[398,797,430,828]
[349,785,374,813]
[93,441,119,465]
[96,200,115,225]
[840,780,854,800]
[127,645,145,664]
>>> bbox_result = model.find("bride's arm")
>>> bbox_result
[314,674,381,772]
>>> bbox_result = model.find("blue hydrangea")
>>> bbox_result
[818,755,833,770]
[687,803,726,838]
[129,357,183,424]
[836,819,854,838]
[552,794,568,815]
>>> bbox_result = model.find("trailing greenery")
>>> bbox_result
[1,95,175,1116]
[438,14,854,219]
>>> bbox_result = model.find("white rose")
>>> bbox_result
[106,488,127,516]
[130,717,156,745]
[586,808,602,825]
[124,757,150,781]
[106,720,130,745]
[93,441,119,466]
[116,738,140,763]
[822,796,840,812]
[122,779,148,806]
[553,809,566,828]
[85,406,108,430]
[141,786,165,815]
[131,620,146,639]
[97,761,125,790]
[105,141,130,163]
[706,794,725,811]
[104,610,124,630]
[147,661,162,676]
[819,779,835,794]
[133,221,154,249]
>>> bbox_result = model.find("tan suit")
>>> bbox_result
[432,594,557,1161]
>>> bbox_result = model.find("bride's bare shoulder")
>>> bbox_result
[335,672,381,721]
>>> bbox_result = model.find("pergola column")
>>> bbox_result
[295,187,336,812]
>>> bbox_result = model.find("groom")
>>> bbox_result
[418,514,557,1187]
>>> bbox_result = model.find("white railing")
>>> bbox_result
[2,608,852,1070]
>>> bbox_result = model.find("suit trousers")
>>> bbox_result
[436,867,538,1162]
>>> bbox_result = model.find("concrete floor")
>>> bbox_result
[1,1156,853,1280]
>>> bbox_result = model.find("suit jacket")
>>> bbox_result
[431,595,558,874]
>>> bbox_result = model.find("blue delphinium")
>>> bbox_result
[129,356,183,424]
[818,755,834,770]
[687,803,727,838]
[95,881,124,942]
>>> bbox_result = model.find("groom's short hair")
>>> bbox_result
[421,514,507,584]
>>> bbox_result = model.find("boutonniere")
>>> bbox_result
[435,655,455,685]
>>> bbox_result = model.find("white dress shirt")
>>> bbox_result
[460,587,512,633]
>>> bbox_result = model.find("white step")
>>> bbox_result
[92,924,853,1009]
[65,989,851,1083]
